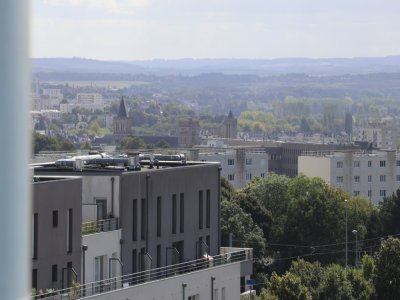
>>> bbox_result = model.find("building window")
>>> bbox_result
[368,175,372,182]
[132,249,137,273]
[228,159,234,166]
[380,175,386,182]
[141,198,146,240]
[67,209,73,253]
[228,174,235,181]
[33,213,38,259]
[180,193,185,234]
[206,190,210,229]
[337,176,343,183]
[354,176,360,183]
[337,161,343,168]
[368,160,372,167]
[260,173,265,178]
[206,235,210,251]
[172,194,177,234]
[354,161,360,167]
[397,175,400,181]
[380,160,386,167]
[132,199,137,241]
[353,191,360,196]
[32,269,37,290]
[246,173,252,181]
[157,197,161,237]
[368,190,372,198]
[52,210,58,227]
[157,245,161,268]
[380,190,386,197]
[245,158,252,165]
[199,191,203,230]
[52,264,57,282]
[397,160,400,166]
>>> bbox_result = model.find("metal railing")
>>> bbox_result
[82,218,119,235]
[32,248,252,300]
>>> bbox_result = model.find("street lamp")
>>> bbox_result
[345,199,348,268]
[352,229,358,267]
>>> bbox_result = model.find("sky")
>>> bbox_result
[32,0,400,60]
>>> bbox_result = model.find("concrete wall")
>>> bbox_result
[32,177,82,291]
[83,229,122,284]
[84,261,241,300]
[82,175,120,221]
[298,156,332,183]
[120,163,220,275]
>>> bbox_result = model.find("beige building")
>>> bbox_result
[221,111,237,139]
[355,122,400,150]
[178,118,200,147]
[299,150,400,203]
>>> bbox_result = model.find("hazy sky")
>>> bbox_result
[32,0,400,60]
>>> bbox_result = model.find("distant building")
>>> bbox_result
[299,149,400,204]
[355,122,400,150]
[113,96,132,139]
[60,93,106,113]
[198,148,268,189]
[178,118,200,147]
[221,110,237,139]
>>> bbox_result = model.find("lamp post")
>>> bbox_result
[345,199,348,268]
[352,229,358,267]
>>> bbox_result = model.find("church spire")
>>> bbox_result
[118,96,128,118]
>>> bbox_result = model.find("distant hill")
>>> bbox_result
[32,56,400,76]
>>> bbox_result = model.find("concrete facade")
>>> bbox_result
[198,149,268,189]
[32,176,82,292]
[299,150,400,204]
[355,122,400,150]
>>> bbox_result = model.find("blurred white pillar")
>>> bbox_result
[0,1,31,299]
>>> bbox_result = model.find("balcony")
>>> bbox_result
[82,218,119,235]
[32,248,253,300]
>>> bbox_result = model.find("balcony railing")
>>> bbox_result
[82,218,119,235]
[32,248,252,300]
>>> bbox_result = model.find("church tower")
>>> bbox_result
[113,96,131,138]
[222,110,237,139]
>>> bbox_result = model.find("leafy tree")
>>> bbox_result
[289,259,324,299]
[378,189,400,236]
[33,132,59,153]
[266,272,312,300]
[374,237,400,299]
[346,268,374,300]
[119,136,146,150]
[319,264,353,300]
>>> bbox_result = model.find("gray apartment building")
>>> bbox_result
[32,175,82,292]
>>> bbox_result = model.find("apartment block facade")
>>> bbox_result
[299,150,400,203]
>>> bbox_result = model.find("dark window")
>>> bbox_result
[132,199,137,241]
[52,264,57,282]
[157,245,161,268]
[206,235,210,252]
[32,269,37,290]
[157,197,161,237]
[206,190,210,229]
[180,193,184,233]
[33,213,38,259]
[199,191,203,229]
[132,249,137,273]
[172,194,177,234]
[67,262,72,287]
[140,248,146,271]
[67,209,73,253]
[52,210,58,227]
[141,198,146,240]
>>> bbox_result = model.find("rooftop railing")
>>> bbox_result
[32,248,252,300]
[82,218,119,235]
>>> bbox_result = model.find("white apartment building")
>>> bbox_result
[298,150,400,204]
[60,93,106,113]
[33,89,64,110]
[355,122,400,150]
[198,148,268,189]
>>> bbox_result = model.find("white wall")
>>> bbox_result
[83,229,122,284]
[82,176,120,221]
[84,261,241,300]
[298,156,332,183]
